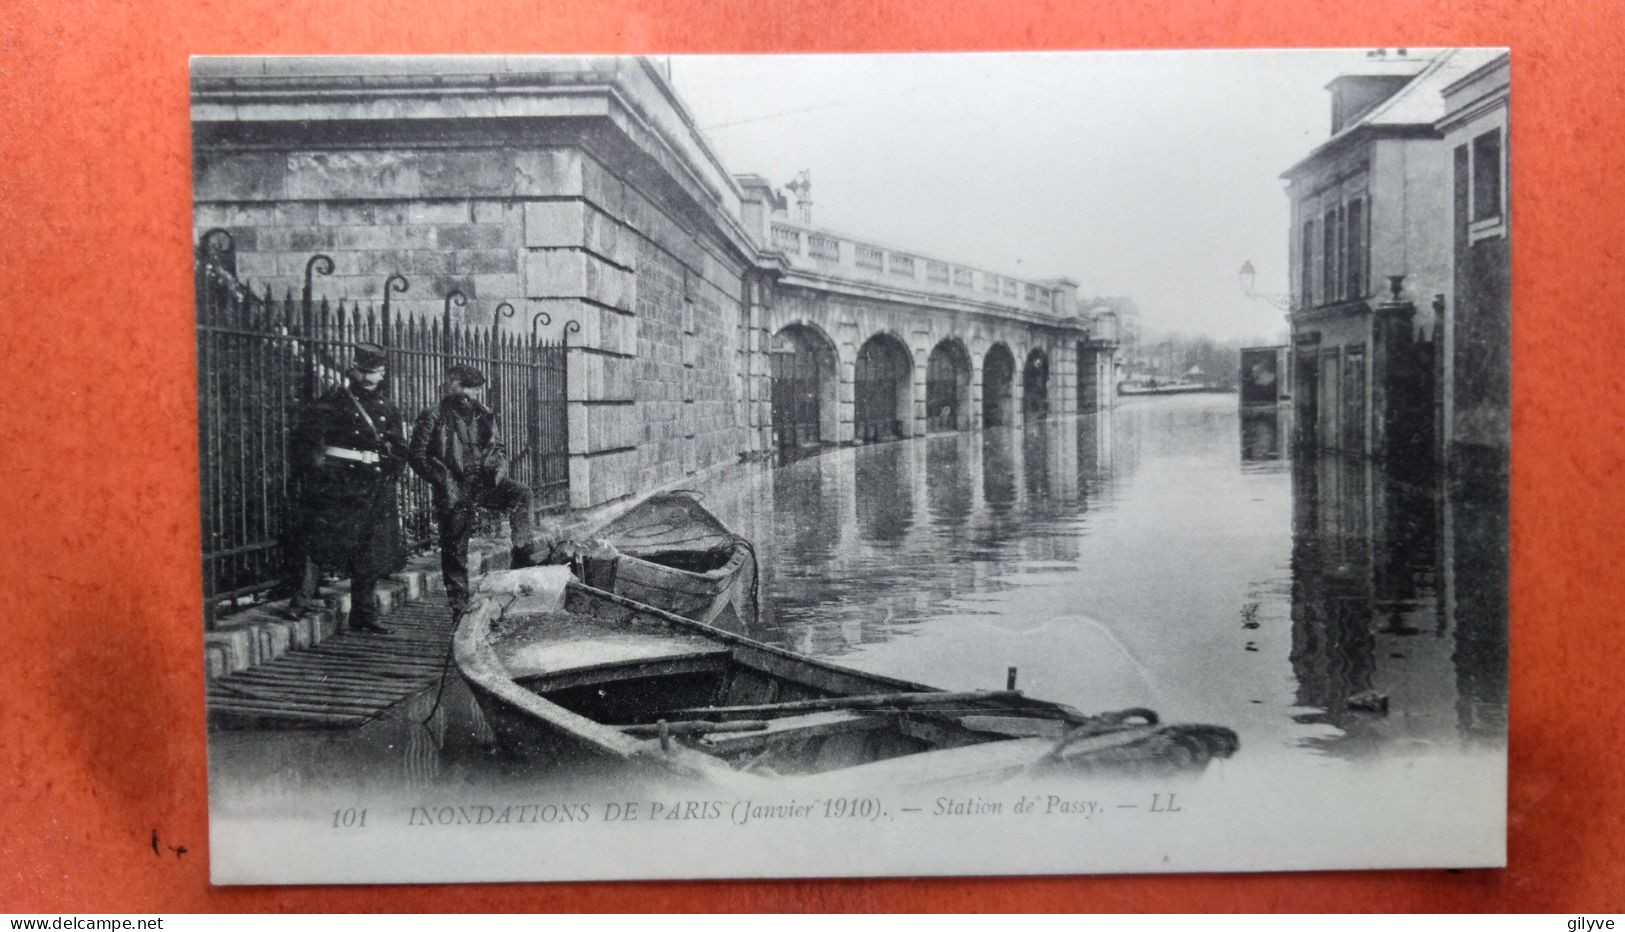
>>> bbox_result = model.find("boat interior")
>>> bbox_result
[621,544,738,575]
[486,596,1058,777]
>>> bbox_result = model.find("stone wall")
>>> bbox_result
[193,141,750,510]
[193,154,535,329]
[192,56,1102,514]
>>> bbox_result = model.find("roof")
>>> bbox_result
[1282,48,1509,180]
[1325,55,1430,85]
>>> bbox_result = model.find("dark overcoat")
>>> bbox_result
[408,396,507,509]
[290,384,409,576]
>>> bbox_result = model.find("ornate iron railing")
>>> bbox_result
[195,232,569,623]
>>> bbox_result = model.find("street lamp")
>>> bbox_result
[1238,260,1293,312]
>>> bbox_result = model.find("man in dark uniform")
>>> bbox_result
[409,363,539,612]
[286,342,409,633]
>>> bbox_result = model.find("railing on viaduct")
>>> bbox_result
[768,220,1071,317]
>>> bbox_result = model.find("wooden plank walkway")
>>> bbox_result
[207,598,459,729]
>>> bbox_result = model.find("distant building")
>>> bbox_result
[1436,52,1510,492]
[1239,345,1289,406]
[1281,48,1505,460]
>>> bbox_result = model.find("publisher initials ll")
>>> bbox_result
[1149,793,1182,813]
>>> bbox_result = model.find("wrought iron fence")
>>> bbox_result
[195,231,569,623]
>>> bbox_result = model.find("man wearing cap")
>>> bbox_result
[409,363,539,612]
[285,342,410,633]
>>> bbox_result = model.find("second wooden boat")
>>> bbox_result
[588,491,758,630]
[455,568,1240,790]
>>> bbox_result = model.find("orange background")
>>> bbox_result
[0,0,1618,913]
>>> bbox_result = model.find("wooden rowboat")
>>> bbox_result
[454,568,1239,789]
[588,491,758,630]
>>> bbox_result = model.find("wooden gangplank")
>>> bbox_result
[206,599,458,729]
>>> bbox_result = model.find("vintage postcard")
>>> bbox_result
[193,49,1509,884]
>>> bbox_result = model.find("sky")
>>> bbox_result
[669,50,1370,344]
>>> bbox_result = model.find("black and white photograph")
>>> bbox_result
[192,49,1510,884]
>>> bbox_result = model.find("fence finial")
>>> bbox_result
[530,310,553,339]
[381,273,409,343]
[198,228,235,258]
[443,289,467,349]
[492,301,516,342]
[303,254,335,306]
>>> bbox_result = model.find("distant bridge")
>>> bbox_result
[754,209,1118,449]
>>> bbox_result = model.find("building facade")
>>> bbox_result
[1282,49,1505,463]
[1437,53,1511,492]
[192,57,1119,512]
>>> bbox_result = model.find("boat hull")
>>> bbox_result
[453,569,1240,789]
[607,542,757,631]
[591,492,759,629]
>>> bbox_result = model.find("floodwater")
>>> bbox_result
[211,393,1508,808]
[693,393,1508,763]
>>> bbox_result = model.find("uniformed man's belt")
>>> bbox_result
[323,446,381,465]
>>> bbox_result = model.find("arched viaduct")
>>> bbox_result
[749,210,1117,452]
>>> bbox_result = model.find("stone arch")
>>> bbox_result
[769,322,839,449]
[982,342,1016,428]
[1023,347,1051,421]
[925,338,973,432]
[854,331,914,444]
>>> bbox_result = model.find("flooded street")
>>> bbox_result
[212,393,1507,807]
[695,392,1507,764]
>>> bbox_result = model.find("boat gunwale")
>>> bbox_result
[454,575,1240,787]
[452,578,953,768]
[614,538,754,589]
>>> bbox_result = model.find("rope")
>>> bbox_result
[418,592,520,734]
[734,535,762,624]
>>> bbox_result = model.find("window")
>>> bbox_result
[1472,129,1503,222]
[1345,199,1366,298]
[1322,207,1340,304]
[1301,218,1316,306]
[1454,143,1471,242]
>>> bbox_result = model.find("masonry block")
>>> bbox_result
[568,446,639,509]
[435,224,509,250]
[587,208,635,268]
[331,225,437,250]
[568,402,638,455]
[204,629,253,675]
[204,646,229,681]
[567,347,637,401]
[419,149,518,197]
[453,249,519,275]
[320,202,412,226]
[581,158,627,221]
[352,249,416,277]
[235,251,280,279]
[524,249,634,310]
[524,201,588,248]
[194,152,289,201]
[470,274,524,305]
[287,151,423,200]
[513,149,585,198]
[471,200,511,225]
[194,202,279,229]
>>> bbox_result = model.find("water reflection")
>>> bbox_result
[211,396,1508,801]
[1284,438,1505,758]
[1240,405,1289,465]
[693,394,1506,763]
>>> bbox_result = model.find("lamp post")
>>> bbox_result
[1238,261,1295,403]
[1238,260,1293,312]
